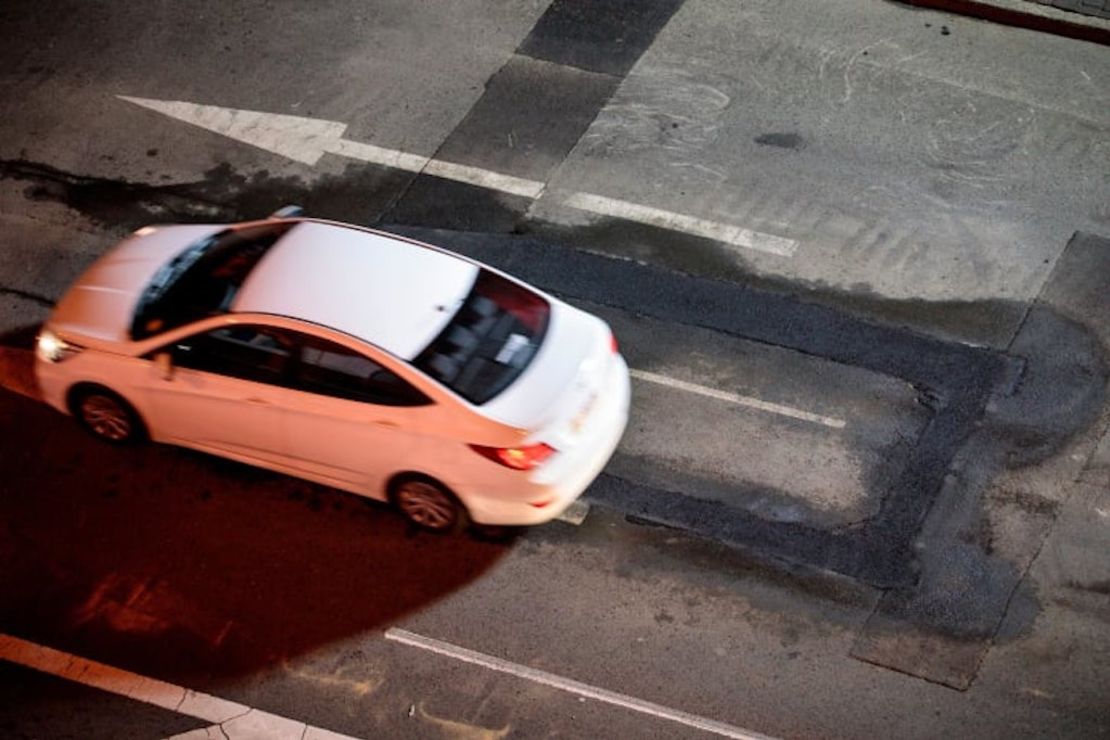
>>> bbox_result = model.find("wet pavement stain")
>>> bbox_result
[0,158,412,232]
[521,215,1028,349]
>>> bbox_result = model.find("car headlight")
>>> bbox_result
[36,329,83,363]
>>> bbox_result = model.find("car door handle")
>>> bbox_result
[244,397,270,405]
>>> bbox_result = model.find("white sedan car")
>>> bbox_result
[36,214,630,532]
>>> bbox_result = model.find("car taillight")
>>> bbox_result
[469,442,557,470]
[609,332,619,354]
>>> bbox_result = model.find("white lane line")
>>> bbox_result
[423,159,546,199]
[117,96,794,257]
[0,634,362,740]
[630,369,846,429]
[385,628,777,740]
[329,137,430,173]
[563,192,798,258]
[333,140,547,198]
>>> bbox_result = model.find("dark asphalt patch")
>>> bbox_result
[521,216,1030,349]
[754,132,806,150]
[419,55,620,182]
[852,233,1110,689]
[518,0,687,76]
[397,224,1106,687]
[393,226,1106,588]
[392,226,1013,586]
[385,0,684,230]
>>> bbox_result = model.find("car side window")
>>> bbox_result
[293,335,430,407]
[166,326,293,384]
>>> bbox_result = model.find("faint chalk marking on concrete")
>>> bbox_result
[413,702,511,740]
[281,658,385,698]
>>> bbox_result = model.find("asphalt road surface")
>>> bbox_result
[1,1,1109,738]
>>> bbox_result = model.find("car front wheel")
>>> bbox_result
[73,387,144,444]
[390,476,466,533]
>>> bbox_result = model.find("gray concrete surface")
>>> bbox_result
[529,0,1109,346]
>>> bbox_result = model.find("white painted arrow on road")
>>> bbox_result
[119,96,797,257]
[119,96,545,198]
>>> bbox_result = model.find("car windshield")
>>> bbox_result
[130,222,293,339]
[414,269,549,405]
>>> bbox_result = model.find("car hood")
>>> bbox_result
[50,225,223,344]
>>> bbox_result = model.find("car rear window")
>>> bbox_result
[414,269,549,404]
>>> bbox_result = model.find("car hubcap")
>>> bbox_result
[81,395,131,441]
[396,482,456,530]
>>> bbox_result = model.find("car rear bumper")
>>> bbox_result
[460,354,631,526]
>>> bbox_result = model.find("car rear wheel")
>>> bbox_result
[73,387,144,444]
[390,476,466,533]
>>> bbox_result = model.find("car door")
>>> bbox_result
[280,332,435,496]
[142,324,293,466]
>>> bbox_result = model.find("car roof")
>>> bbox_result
[232,221,479,360]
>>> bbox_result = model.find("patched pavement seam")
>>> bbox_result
[380,0,686,232]
[394,227,1018,589]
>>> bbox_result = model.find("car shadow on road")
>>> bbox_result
[0,387,511,685]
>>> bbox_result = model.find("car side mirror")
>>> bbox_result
[269,204,304,219]
[154,351,174,381]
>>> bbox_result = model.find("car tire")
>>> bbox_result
[389,475,467,533]
[71,386,146,445]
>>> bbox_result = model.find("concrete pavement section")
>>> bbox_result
[525,0,1109,346]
